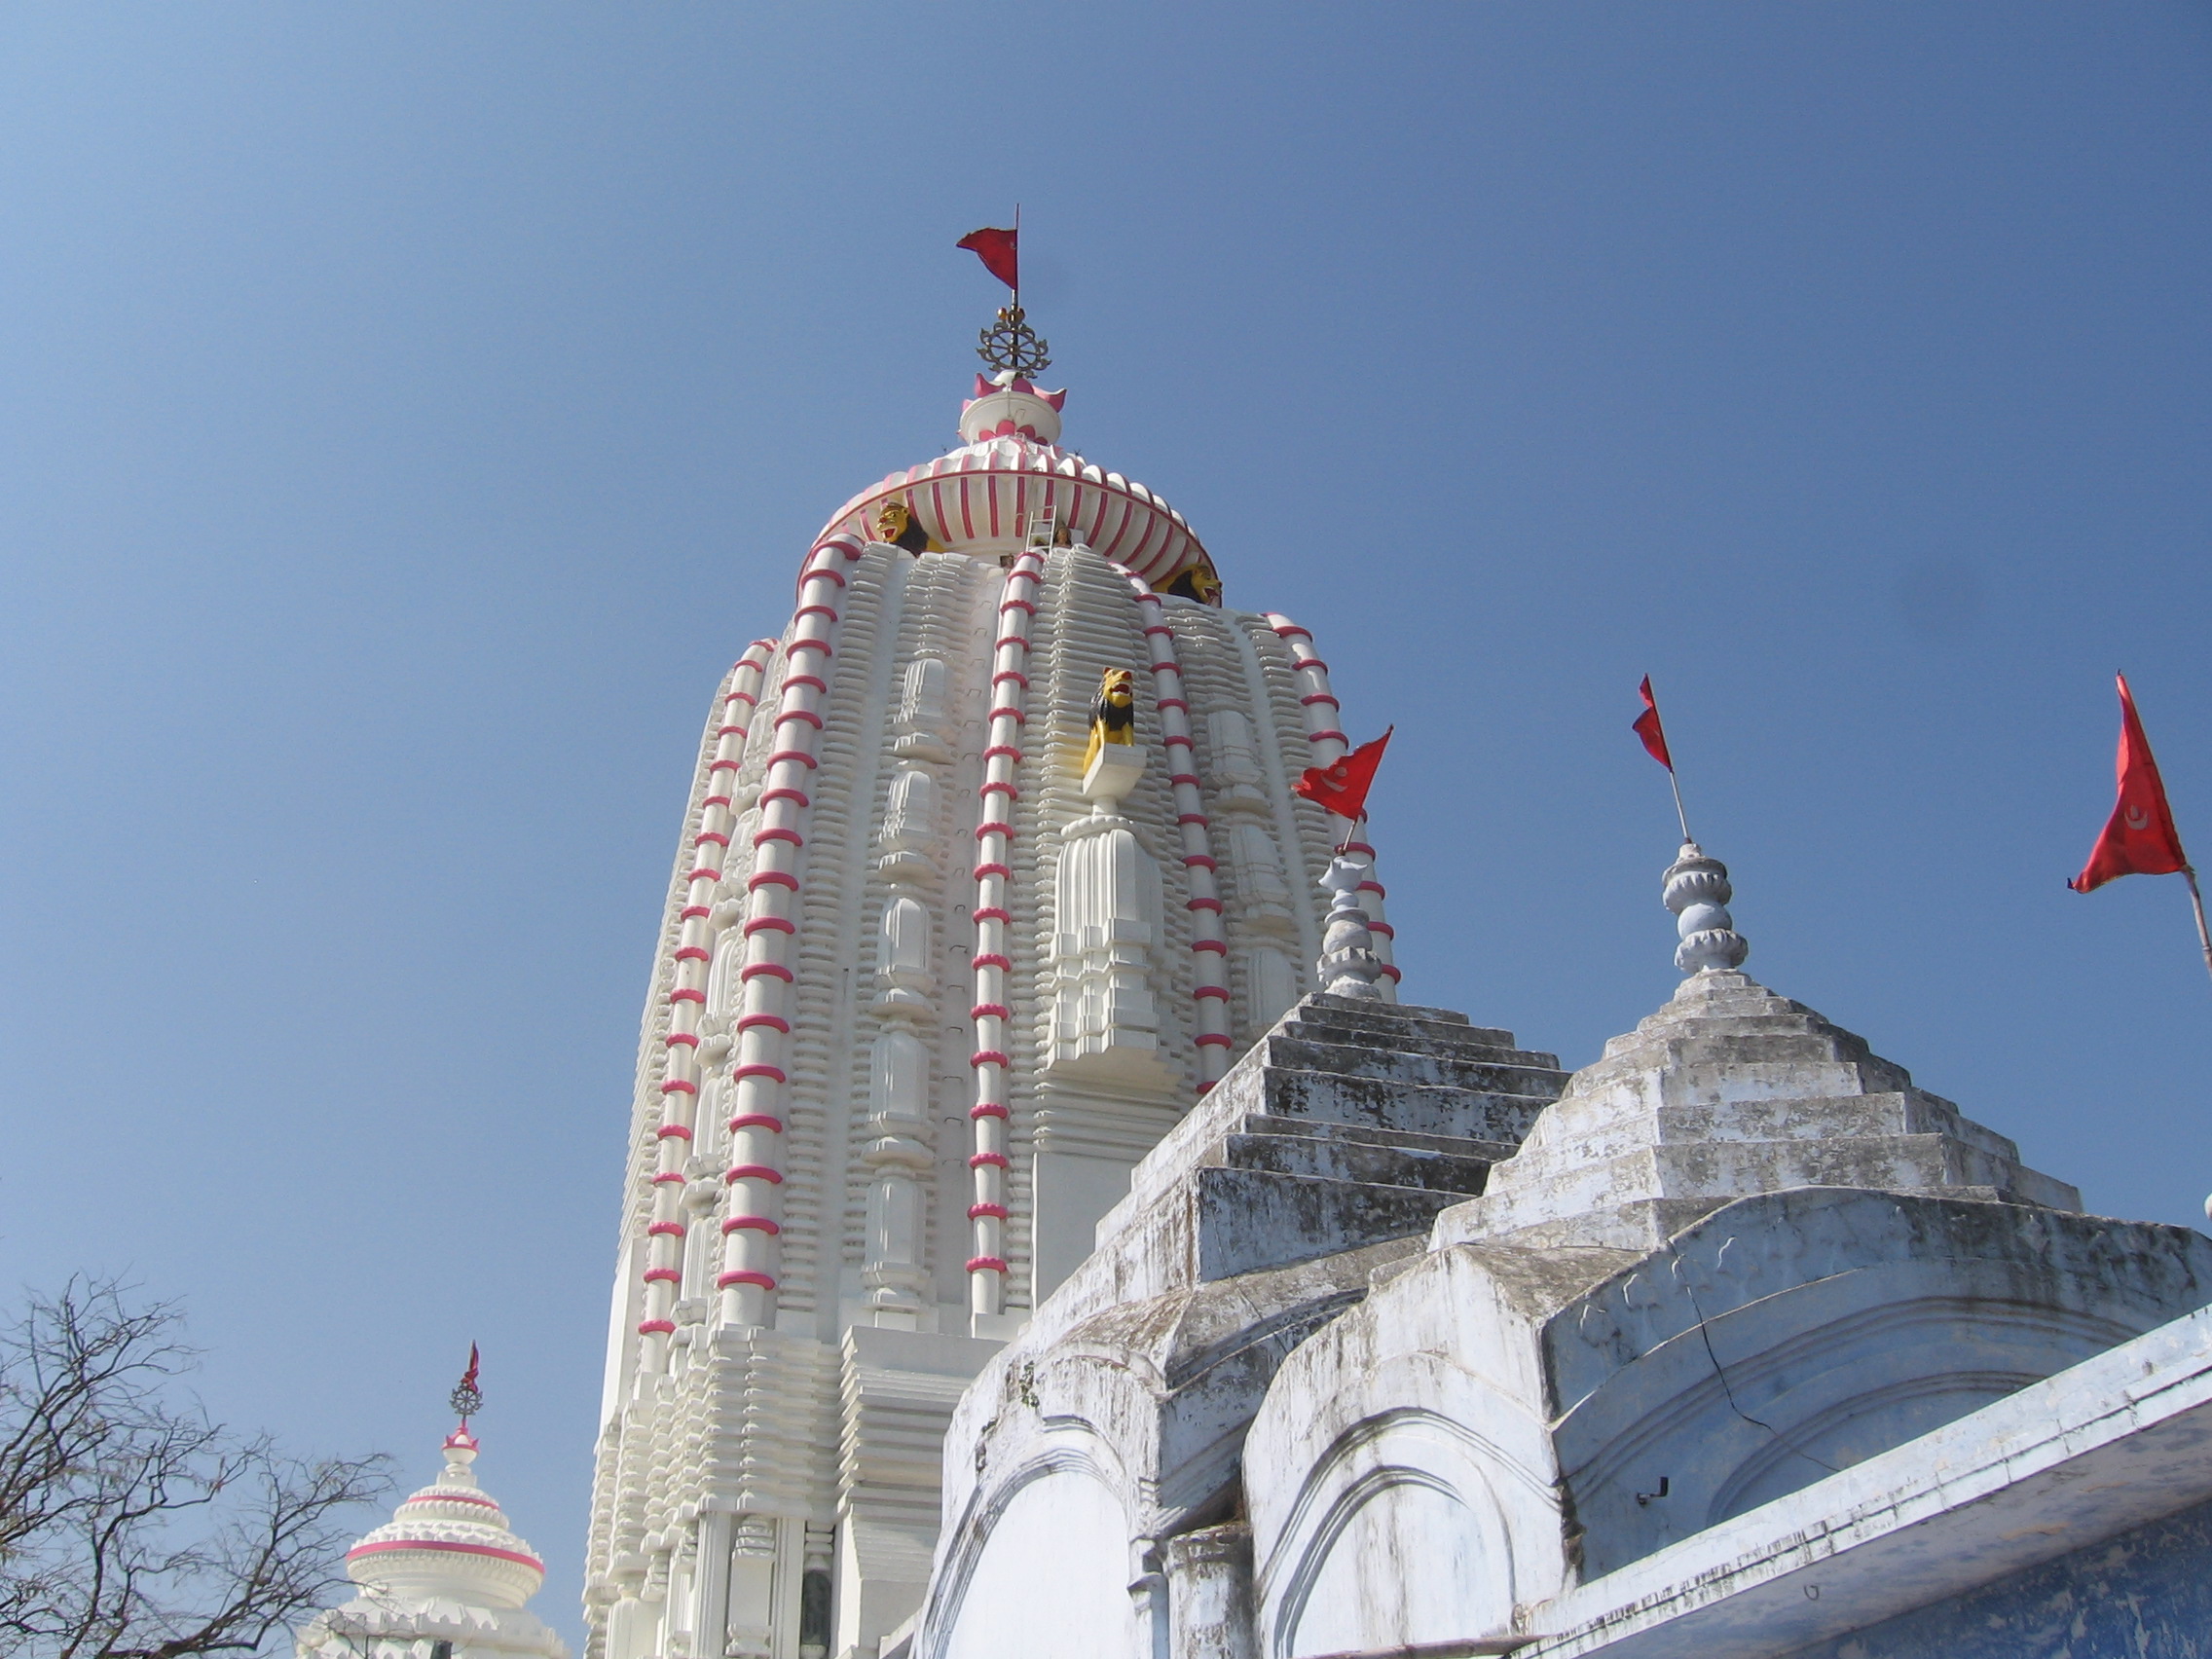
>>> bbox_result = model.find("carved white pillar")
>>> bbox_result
[1164,1525,1256,1659]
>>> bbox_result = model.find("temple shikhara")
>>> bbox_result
[303,273,2212,1659]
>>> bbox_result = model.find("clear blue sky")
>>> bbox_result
[4,4,2209,1642]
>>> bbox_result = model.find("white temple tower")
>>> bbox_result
[584,364,1396,1659]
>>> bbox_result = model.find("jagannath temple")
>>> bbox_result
[304,243,2212,1659]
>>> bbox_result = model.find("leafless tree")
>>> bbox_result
[0,1279,389,1659]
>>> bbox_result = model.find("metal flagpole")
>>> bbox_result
[2184,867,2212,989]
[1667,768,1693,847]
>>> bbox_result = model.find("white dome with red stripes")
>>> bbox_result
[817,379,1210,584]
[343,1430,546,1610]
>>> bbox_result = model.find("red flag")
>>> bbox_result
[1295,728,1392,822]
[461,1343,480,1390]
[1633,676,1673,771]
[2069,674,2190,893]
[957,227,1018,291]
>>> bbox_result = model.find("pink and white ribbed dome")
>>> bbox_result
[817,378,1211,586]
[343,1431,545,1610]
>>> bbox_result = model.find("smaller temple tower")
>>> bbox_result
[298,1385,568,1659]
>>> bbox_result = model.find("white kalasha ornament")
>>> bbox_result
[1315,856,1385,999]
[583,370,1400,1659]
[1664,841,1750,974]
[296,1428,565,1659]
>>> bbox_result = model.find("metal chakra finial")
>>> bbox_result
[1663,843,1750,976]
[448,1342,483,1423]
[977,306,1051,377]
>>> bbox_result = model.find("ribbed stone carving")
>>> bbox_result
[1663,842,1750,974]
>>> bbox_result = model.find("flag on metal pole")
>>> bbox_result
[2068,673,2212,986]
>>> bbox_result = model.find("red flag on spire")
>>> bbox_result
[1294,728,1392,823]
[957,227,1019,291]
[2069,674,2190,893]
[461,1343,480,1390]
[1633,676,1674,771]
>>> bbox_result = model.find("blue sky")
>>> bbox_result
[3,3,2210,1642]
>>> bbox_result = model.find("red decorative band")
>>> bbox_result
[1145,624,1174,639]
[637,1319,677,1336]
[733,1064,788,1084]
[979,781,1018,801]
[674,945,711,962]
[651,1171,686,1186]
[966,1256,1009,1274]
[716,724,748,737]
[1301,692,1341,708]
[725,1164,785,1185]
[793,604,837,622]
[727,1113,785,1133]
[708,757,740,774]
[737,1014,791,1034]
[656,1124,693,1141]
[1274,624,1312,641]
[973,952,1013,971]
[1169,772,1202,787]
[784,673,828,692]
[1187,897,1224,913]
[664,1031,699,1049]
[755,827,801,846]
[1370,921,1395,939]
[982,744,1022,762]
[686,868,723,884]
[1000,598,1037,614]
[992,671,1029,688]
[989,707,1027,725]
[766,749,819,768]
[660,1080,697,1096]
[970,1002,1010,1019]
[756,788,808,810]
[973,862,1012,880]
[1193,985,1230,1001]
[1183,854,1217,870]
[968,1202,1010,1221]
[1309,729,1348,745]
[969,1151,1010,1169]
[743,917,795,936]
[648,1221,685,1237]
[1301,657,1332,675]
[681,903,711,920]
[742,962,794,981]
[1158,697,1190,713]
[1151,660,1176,673]
[775,709,824,729]
[1197,1033,1235,1049]
[347,1539,549,1571]
[717,1271,777,1291]
[1196,1080,1215,1096]
[643,1268,681,1284]
[725,686,758,704]
[749,870,798,892]
[1381,963,1403,981]
[1178,813,1210,827]
[1193,940,1228,955]
[974,905,1012,923]
[1357,881,1384,897]
[970,1050,1010,1068]
[669,989,707,1006]
[994,635,1028,650]
[722,1215,780,1235]
[702,794,732,810]
[970,1102,1009,1121]
[975,822,1014,840]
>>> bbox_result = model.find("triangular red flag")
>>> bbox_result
[461,1343,480,1390]
[1634,676,1674,771]
[957,227,1018,291]
[1294,728,1391,822]
[2069,674,2190,893]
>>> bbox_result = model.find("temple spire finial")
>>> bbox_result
[1664,842,1750,975]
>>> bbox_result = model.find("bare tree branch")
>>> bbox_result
[0,1279,390,1659]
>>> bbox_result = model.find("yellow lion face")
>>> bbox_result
[875,499,913,542]
[1099,668,1135,710]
